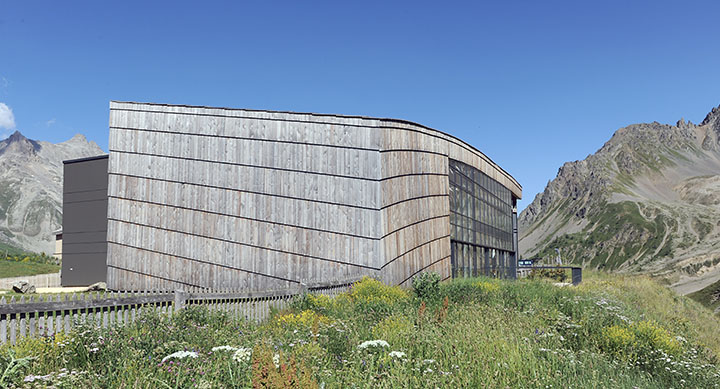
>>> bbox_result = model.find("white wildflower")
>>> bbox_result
[389,351,406,359]
[273,353,280,368]
[212,345,239,352]
[161,350,199,363]
[24,374,52,383]
[357,340,390,350]
[196,380,212,389]
[232,348,252,363]
[423,359,436,364]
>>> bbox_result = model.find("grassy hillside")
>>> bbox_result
[535,201,674,271]
[0,260,60,279]
[0,241,30,258]
[1,273,719,388]
[0,241,60,279]
[688,279,720,313]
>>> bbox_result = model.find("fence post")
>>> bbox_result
[174,289,186,313]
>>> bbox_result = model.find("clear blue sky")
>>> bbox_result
[1,1,719,210]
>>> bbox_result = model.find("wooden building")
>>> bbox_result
[62,101,522,291]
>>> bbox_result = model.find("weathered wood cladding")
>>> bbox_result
[106,102,520,291]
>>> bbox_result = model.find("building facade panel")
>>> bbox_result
[109,107,384,151]
[108,174,380,238]
[107,197,380,268]
[108,152,382,209]
[380,151,448,178]
[110,127,382,180]
[381,216,451,269]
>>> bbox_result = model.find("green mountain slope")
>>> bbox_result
[688,278,720,314]
[519,105,720,295]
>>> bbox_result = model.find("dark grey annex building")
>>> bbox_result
[61,102,522,291]
[62,155,109,286]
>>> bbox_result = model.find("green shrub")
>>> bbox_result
[600,320,685,368]
[412,272,441,301]
[440,278,481,303]
[631,320,683,357]
[348,277,409,316]
[601,325,638,361]
[529,268,568,282]
[290,293,335,315]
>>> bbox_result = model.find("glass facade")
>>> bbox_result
[449,159,517,279]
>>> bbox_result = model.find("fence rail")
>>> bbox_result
[0,279,358,346]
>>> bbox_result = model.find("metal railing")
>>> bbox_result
[517,266,582,286]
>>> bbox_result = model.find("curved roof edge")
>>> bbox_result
[109,101,522,198]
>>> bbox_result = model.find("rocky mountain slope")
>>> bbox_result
[519,105,720,296]
[0,131,104,255]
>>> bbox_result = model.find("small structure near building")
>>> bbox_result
[53,229,63,261]
[60,155,109,287]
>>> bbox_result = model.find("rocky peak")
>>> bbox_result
[0,130,104,254]
[66,133,88,143]
[700,104,720,129]
[697,104,720,151]
[520,105,720,231]
[676,118,695,129]
[0,130,41,157]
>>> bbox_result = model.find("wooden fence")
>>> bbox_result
[0,280,356,346]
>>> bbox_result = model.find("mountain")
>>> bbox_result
[519,105,720,296]
[0,130,104,255]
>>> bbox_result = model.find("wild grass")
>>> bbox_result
[0,246,60,280]
[1,273,718,388]
[0,260,60,279]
